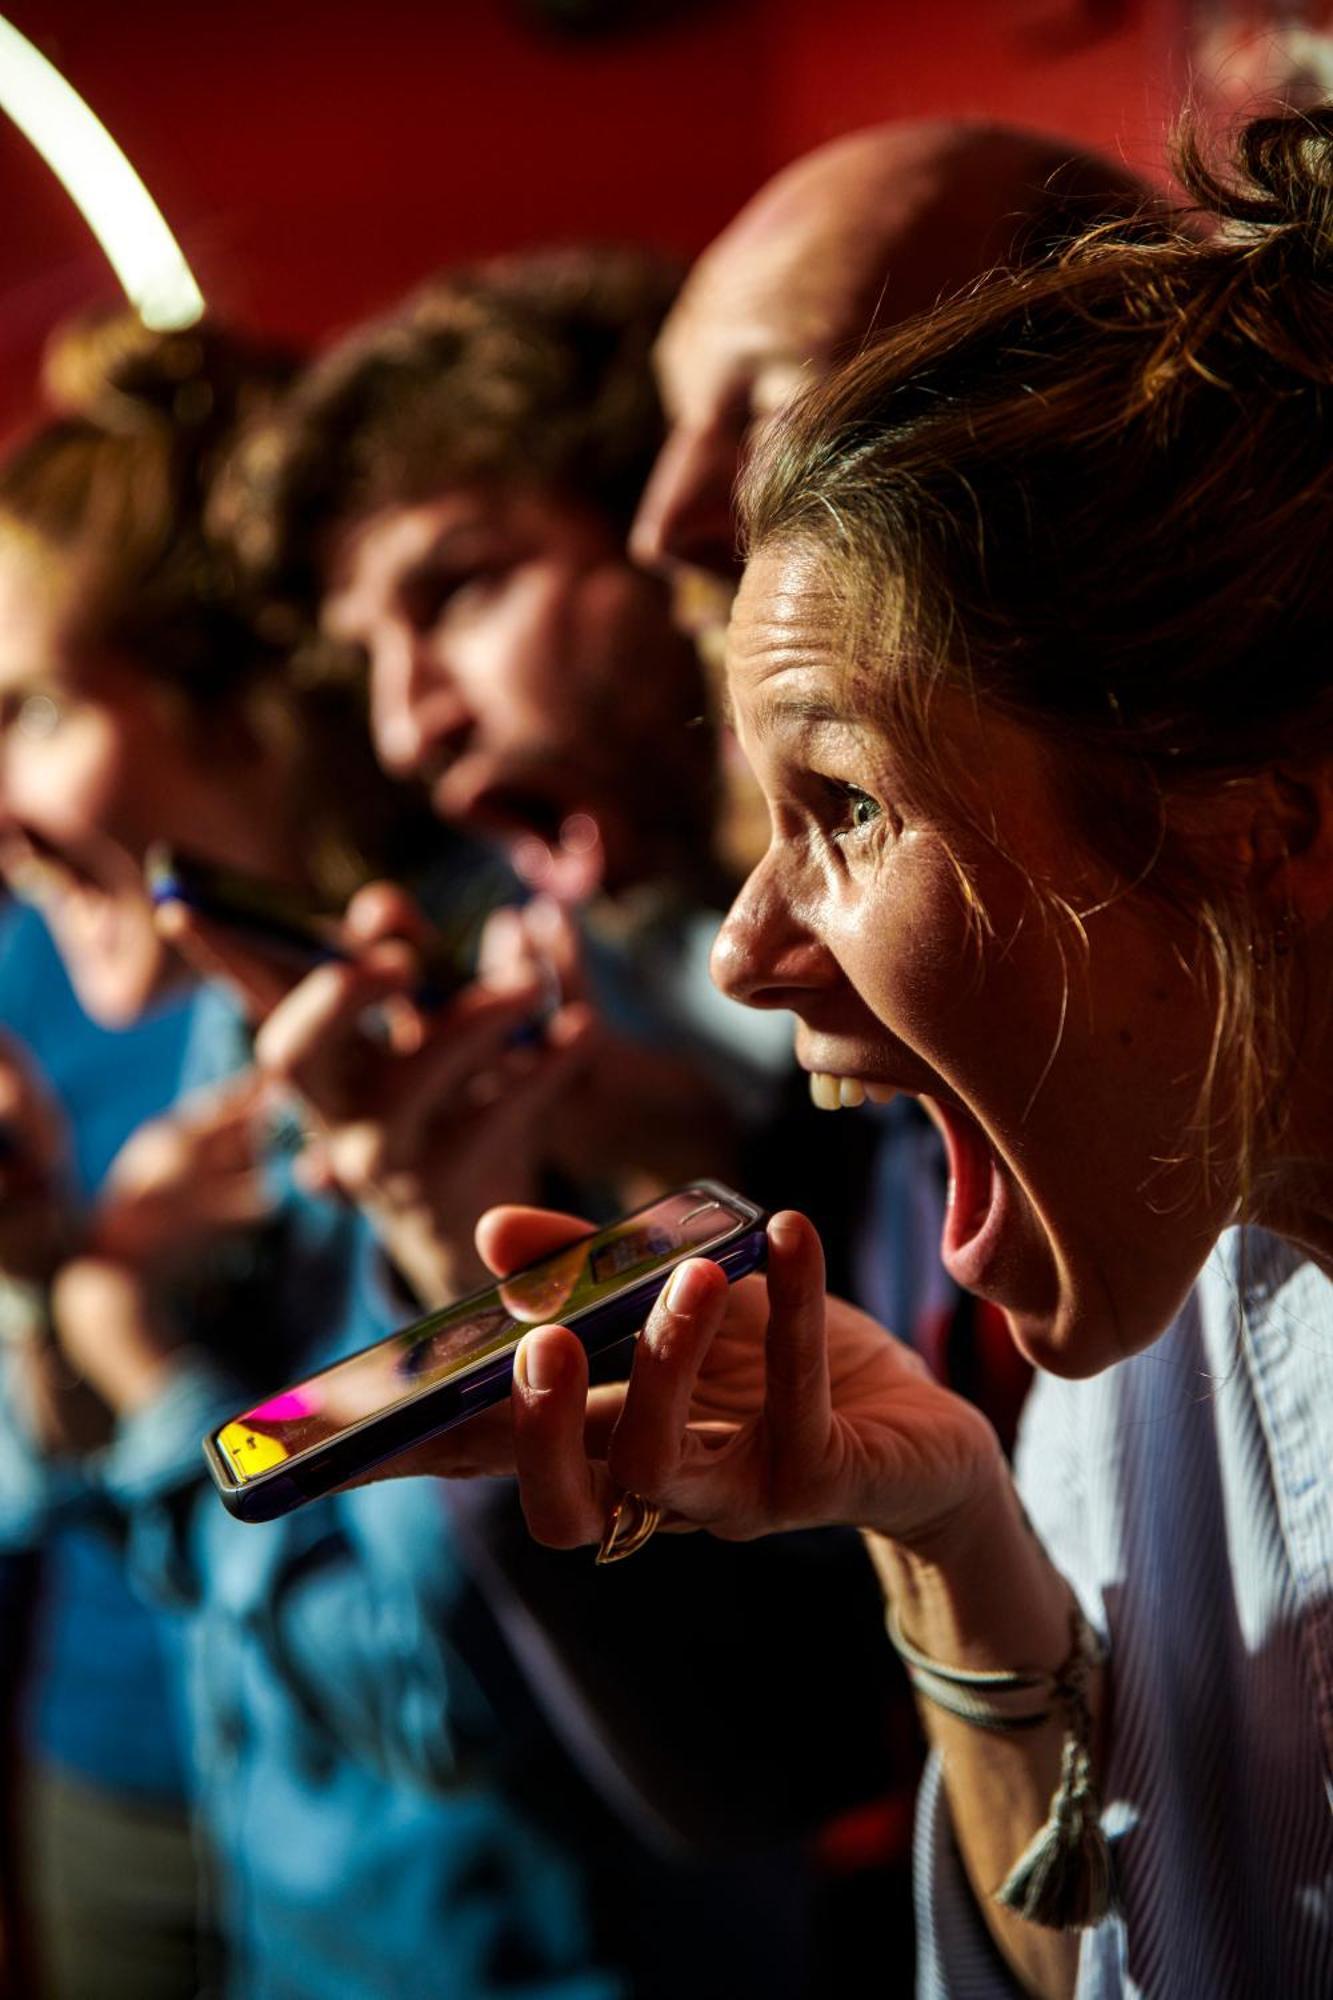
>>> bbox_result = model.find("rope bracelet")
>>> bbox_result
[885,1597,1118,1930]
[884,1597,1106,1732]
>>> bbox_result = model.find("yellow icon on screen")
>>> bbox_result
[217,1420,291,1480]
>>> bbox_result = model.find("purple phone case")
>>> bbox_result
[203,1182,768,1522]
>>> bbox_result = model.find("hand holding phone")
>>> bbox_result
[499,1203,1006,1561]
[150,856,596,1303]
[204,1182,768,1520]
[146,845,351,976]
[264,888,594,1297]
[146,846,476,1015]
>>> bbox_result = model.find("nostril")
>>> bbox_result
[708,919,755,1003]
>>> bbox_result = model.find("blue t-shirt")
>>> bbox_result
[0,900,195,1801]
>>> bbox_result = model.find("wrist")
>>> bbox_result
[865,1466,1074,1675]
[48,1258,182,1416]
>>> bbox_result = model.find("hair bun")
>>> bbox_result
[1183,104,1333,264]
[42,310,295,446]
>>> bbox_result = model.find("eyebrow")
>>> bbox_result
[404,520,504,579]
[743,692,865,736]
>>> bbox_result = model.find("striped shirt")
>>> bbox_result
[916,1226,1333,1997]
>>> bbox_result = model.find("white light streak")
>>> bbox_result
[0,14,203,329]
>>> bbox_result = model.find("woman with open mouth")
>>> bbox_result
[455,105,1333,1999]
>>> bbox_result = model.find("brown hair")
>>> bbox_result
[741,107,1333,1191]
[229,245,680,605]
[0,314,441,900]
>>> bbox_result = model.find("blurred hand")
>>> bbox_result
[486,1204,1004,1554]
[161,881,598,1304]
[51,1256,182,1418]
[88,1069,276,1277]
[0,1030,72,1284]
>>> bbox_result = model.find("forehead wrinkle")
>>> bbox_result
[749,691,865,740]
[727,544,876,736]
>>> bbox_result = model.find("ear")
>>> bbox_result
[1247,764,1333,926]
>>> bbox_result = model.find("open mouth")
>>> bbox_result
[437,763,607,900]
[804,1061,1011,1293]
[923,1096,1010,1291]
[2,826,158,975]
[457,780,567,846]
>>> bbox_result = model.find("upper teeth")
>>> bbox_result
[808,1072,896,1111]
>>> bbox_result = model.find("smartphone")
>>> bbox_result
[145,843,475,1005]
[203,1181,768,1522]
[146,843,350,975]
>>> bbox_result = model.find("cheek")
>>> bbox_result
[830,833,1005,1051]
[8,715,133,844]
[455,582,568,726]
[829,833,1181,1145]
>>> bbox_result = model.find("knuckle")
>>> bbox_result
[331,1127,388,1191]
[606,1439,662,1498]
[639,1313,692,1373]
[520,1492,594,1552]
[252,1018,298,1079]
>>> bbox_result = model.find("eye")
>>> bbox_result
[822,778,884,838]
[402,565,503,633]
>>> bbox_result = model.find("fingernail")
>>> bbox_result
[768,1213,803,1256]
[664,1259,713,1314]
[518,1330,565,1394]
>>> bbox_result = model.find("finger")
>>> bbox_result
[293,1141,340,1197]
[172,1070,273,1151]
[760,1211,832,1463]
[520,894,587,1005]
[477,905,538,989]
[606,1258,730,1496]
[173,1176,276,1236]
[0,1044,32,1117]
[582,1383,628,1459]
[511,1327,607,1548]
[340,880,434,951]
[252,947,423,1095]
[393,979,549,1109]
[545,997,601,1057]
[474,1205,592,1279]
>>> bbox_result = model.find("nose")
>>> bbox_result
[368,626,473,779]
[710,849,835,1009]
[630,420,743,582]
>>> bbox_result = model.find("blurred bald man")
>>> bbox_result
[633,120,1156,640]
[632,119,1155,1427]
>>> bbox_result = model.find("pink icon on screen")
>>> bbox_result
[246,1389,320,1422]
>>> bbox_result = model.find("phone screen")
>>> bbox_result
[214,1189,749,1486]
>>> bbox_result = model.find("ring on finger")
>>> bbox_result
[595,1488,663,1566]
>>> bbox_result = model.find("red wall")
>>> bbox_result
[0,0,1186,432]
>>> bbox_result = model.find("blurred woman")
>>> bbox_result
[0,316,618,2000]
[0,314,307,2000]
[454,109,1333,1999]
[1,311,897,2000]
